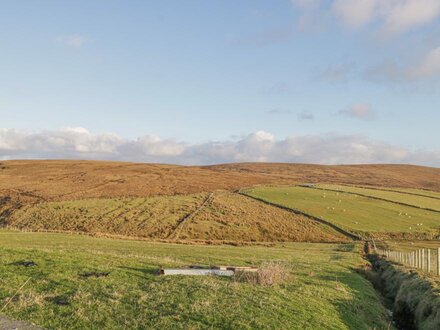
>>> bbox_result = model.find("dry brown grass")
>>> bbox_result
[5,190,348,243]
[181,191,349,242]
[0,161,438,204]
[234,261,291,286]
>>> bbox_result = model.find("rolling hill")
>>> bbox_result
[0,161,439,202]
[1,160,439,242]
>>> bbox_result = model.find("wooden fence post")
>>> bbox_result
[422,249,425,270]
[427,249,431,273]
[415,250,419,268]
[437,248,440,276]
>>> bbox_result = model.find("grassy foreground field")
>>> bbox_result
[0,230,391,329]
[245,186,440,238]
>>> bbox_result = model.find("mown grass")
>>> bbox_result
[6,191,348,243]
[245,186,440,236]
[317,184,440,212]
[0,230,391,329]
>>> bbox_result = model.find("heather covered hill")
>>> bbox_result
[0,161,439,203]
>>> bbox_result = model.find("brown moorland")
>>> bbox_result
[0,161,439,203]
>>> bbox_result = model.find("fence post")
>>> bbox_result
[427,249,431,273]
[437,248,440,276]
[415,250,419,268]
[422,249,425,270]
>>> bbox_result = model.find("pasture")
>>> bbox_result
[317,184,440,212]
[0,230,391,329]
[244,186,440,237]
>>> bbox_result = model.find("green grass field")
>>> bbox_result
[0,230,391,329]
[244,186,440,237]
[317,184,440,212]
[363,187,440,200]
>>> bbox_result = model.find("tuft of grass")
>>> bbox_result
[234,261,291,286]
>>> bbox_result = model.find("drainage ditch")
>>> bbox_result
[360,251,440,330]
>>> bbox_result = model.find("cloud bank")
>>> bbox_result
[0,128,439,167]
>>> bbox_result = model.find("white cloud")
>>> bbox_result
[366,46,440,82]
[293,0,440,35]
[332,0,379,29]
[57,34,88,48]
[409,46,440,78]
[383,0,440,35]
[0,128,439,167]
[339,104,375,120]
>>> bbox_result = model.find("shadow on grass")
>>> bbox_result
[117,266,159,278]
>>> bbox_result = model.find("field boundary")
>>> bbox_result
[306,185,440,214]
[339,184,440,201]
[238,191,360,240]
[167,193,213,240]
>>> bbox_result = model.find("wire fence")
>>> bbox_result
[375,247,440,275]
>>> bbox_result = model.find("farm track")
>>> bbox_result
[167,193,213,240]
[308,186,440,214]
[238,191,360,240]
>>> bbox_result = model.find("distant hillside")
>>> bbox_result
[0,161,439,203]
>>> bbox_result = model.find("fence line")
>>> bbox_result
[376,246,440,276]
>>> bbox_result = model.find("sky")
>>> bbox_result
[1,0,440,166]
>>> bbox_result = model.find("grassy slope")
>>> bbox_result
[0,230,390,329]
[182,191,348,242]
[7,194,205,239]
[318,184,440,211]
[6,191,348,243]
[245,186,440,236]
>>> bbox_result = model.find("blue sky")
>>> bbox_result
[1,1,440,165]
